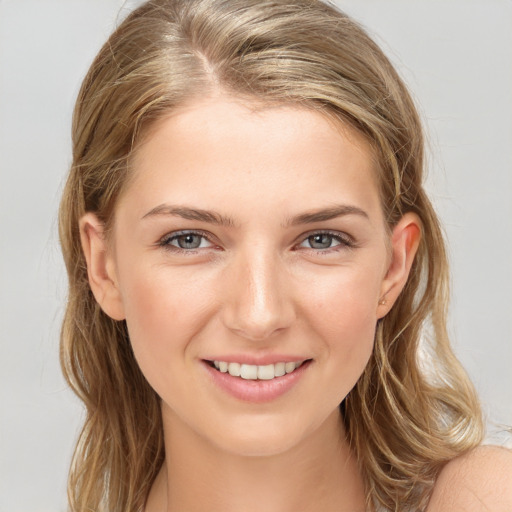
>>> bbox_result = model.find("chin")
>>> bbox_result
[206,409,339,458]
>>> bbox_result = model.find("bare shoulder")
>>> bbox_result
[427,445,512,512]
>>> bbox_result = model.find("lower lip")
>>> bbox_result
[203,360,311,403]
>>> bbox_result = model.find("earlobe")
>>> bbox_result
[79,213,126,321]
[377,212,421,318]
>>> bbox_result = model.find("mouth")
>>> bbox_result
[206,359,311,381]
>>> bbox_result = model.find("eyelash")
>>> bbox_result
[297,230,355,254]
[158,230,215,254]
[157,230,355,255]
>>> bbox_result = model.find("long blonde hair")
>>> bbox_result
[59,1,484,510]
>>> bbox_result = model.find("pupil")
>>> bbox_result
[310,234,331,249]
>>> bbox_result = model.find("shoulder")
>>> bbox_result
[427,445,512,512]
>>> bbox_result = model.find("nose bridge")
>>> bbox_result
[222,243,293,340]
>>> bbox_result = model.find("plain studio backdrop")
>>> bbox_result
[0,1,511,510]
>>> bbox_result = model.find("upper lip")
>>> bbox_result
[202,354,311,365]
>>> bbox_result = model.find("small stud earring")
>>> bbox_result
[378,298,387,306]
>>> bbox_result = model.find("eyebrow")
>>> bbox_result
[142,205,236,226]
[141,203,369,227]
[285,204,369,226]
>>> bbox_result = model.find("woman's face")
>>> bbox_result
[83,95,417,456]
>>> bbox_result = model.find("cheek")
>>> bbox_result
[116,264,214,385]
[306,263,381,334]
[304,266,381,390]
[324,294,376,371]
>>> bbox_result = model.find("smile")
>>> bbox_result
[204,358,312,402]
[212,360,306,380]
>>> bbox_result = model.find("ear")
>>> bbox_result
[377,212,421,319]
[79,213,126,321]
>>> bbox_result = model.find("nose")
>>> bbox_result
[220,247,296,341]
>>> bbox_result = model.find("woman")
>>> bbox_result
[59,0,512,511]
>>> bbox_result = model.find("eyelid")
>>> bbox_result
[156,229,356,254]
[295,230,356,251]
[158,229,217,252]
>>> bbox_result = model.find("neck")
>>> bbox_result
[145,407,366,512]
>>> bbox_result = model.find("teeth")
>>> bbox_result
[257,364,275,380]
[212,360,305,380]
[285,362,296,373]
[228,362,241,377]
[240,364,258,380]
[274,362,286,377]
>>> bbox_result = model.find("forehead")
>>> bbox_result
[135,94,376,165]
[122,94,382,223]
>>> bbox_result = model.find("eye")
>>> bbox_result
[159,231,215,252]
[297,231,354,251]
[303,233,340,250]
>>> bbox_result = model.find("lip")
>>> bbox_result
[201,353,308,365]
[202,358,312,403]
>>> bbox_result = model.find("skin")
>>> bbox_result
[80,94,423,511]
[427,446,512,512]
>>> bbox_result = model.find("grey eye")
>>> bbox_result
[307,234,338,249]
[174,234,204,249]
[160,230,215,252]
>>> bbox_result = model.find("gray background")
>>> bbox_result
[0,1,510,510]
